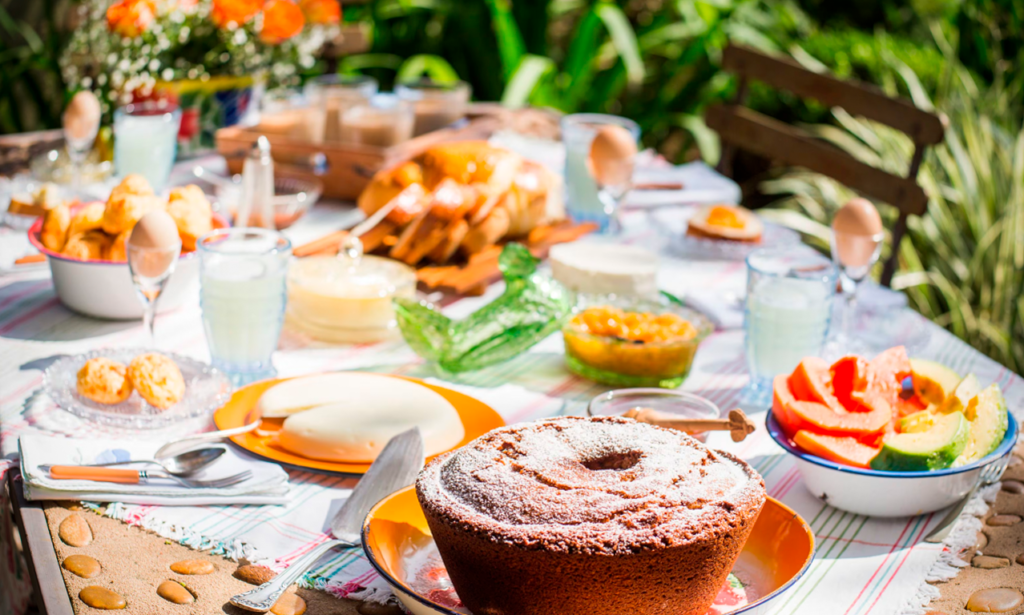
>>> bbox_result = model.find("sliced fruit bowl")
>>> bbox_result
[767,345,1019,516]
[767,411,1017,517]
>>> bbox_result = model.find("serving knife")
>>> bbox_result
[229,428,425,612]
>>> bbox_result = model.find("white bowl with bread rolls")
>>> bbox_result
[28,174,227,320]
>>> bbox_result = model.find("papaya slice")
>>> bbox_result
[773,373,891,438]
[788,357,842,410]
[830,356,870,411]
[867,345,912,404]
[793,430,880,468]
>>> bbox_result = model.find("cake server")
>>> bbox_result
[229,427,425,612]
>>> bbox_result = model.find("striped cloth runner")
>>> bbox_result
[0,214,1020,615]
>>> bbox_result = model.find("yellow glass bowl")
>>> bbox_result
[563,297,713,388]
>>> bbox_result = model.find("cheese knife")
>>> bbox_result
[229,427,425,612]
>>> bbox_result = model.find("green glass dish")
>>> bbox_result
[562,295,714,388]
[394,243,573,373]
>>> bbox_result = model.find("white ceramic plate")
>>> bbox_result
[44,349,232,430]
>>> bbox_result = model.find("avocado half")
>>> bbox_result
[954,384,1009,466]
[871,411,970,472]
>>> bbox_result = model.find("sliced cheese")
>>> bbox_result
[263,373,465,463]
[549,243,658,297]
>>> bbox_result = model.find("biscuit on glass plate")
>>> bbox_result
[76,357,133,404]
[128,353,186,410]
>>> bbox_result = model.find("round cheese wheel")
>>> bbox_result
[264,373,465,463]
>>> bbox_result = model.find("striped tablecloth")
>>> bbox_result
[1,194,1021,615]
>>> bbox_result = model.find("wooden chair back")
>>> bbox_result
[706,44,946,286]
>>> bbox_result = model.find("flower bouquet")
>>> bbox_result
[61,0,341,154]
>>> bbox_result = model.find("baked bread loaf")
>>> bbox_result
[416,415,766,615]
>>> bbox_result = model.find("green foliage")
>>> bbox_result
[0,0,68,134]
[761,56,1024,373]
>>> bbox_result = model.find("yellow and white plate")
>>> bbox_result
[213,373,505,476]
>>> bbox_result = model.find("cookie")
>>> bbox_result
[76,358,133,404]
[40,203,71,252]
[102,193,164,235]
[166,185,213,251]
[62,231,112,261]
[68,202,106,237]
[128,353,185,410]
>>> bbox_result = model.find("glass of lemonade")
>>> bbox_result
[114,101,182,193]
[742,248,837,405]
[561,113,640,233]
[198,228,291,386]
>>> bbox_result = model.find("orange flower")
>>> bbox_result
[210,0,261,28]
[106,0,157,37]
[260,0,306,44]
[299,0,340,25]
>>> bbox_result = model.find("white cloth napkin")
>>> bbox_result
[19,434,291,506]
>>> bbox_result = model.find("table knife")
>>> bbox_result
[229,427,425,612]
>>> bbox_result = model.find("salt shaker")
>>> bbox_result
[238,136,275,228]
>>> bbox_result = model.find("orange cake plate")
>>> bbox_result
[213,373,505,476]
[362,486,815,615]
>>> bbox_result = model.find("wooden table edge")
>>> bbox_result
[7,471,75,615]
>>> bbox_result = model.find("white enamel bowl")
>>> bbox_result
[766,412,1019,517]
[27,205,227,320]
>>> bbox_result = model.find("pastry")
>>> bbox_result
[108,173,154,201]
[9,182,63,217]
[127,353,185,410]
[106,230,131,262]
[68,202,106,237]
[357,142,564,266]
[62,231,112,261]
[40,203,71,252]
[166,184,213,250]
[76,357,133,404]
[416,415,766,615]
[102,192,164,235]
[686,204,764,242]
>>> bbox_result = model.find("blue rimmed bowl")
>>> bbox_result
[766,412,1019,517]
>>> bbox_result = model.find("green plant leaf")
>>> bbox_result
[594,2,645,85]
[675,113,721,164]
[396,54,460,83]
[340,54,404,72]
[482,0,527,80]
[501,54,555,108]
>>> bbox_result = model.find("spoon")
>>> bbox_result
[82,446,227,477]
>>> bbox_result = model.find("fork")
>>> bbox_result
[924,456,1011,544]
[43,465,253,489]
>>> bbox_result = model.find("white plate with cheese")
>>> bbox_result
[213,372,505,475]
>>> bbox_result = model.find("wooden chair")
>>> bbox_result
[706,43,946,287]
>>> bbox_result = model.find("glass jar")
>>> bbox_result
[395,80,471,136]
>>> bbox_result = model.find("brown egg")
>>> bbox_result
[833,197,883,237]
[128,210,180,278]
[63,91,101,142]
[589,125,638,186]
[129,210,180,251]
